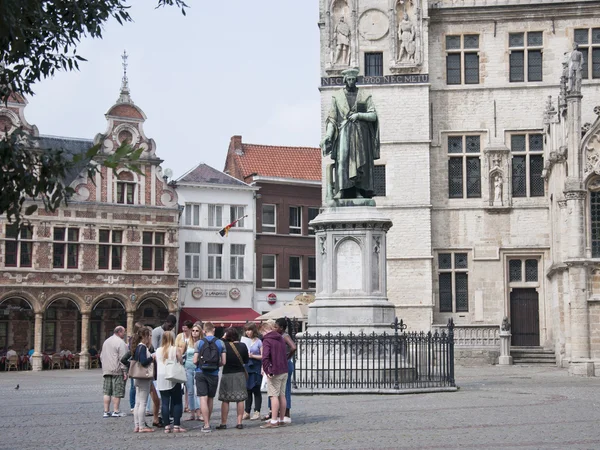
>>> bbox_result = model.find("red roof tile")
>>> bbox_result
[228,142,321,182]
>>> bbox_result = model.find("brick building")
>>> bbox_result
[318,0,600,371]
[0,71,179,370]
[224,136,322,313]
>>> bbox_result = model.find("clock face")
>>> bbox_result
[359,9,389,41]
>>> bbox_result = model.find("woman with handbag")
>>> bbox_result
[130,328,155,433]
[216,328,249,430]
[156,331,185,433]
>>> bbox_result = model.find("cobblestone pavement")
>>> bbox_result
[1,365,600,450]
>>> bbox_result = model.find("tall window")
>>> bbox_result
[207,243,223,280]
[574,28,600,79]
[53,227,79,269]
[230,244,245,280]
[592,190,600,257]
[308,256,316,289]
[446,34,479,85]
[208,205,223,228]
[230,206,245,228]
[511,133,544,197]
[142,232,165,271]
[5,224,33,267]
[98,229,123,270]
[365,52,383,77]
[185,204,200,226]
[438,252,469,313]
[184,242,200,279]
[308,207,319,236]
[509,258,539,283]
[116,182,135,204]
[262,204,276,233]
[374,165,386,196]
[289,206,302,235]
[448,135,481,199]
[509,32,543,82]
[261,255,276,288]
[289,256,301,288]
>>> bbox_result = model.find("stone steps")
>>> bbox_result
[511,347,556,366]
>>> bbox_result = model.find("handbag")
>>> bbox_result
[164,347,187,383]
[128,345,153,379]
[230,342,249,381]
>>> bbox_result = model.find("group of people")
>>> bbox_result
[100,315,296,434]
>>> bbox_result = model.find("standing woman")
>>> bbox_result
[131,328,155,433]
[243,322,263,420]
[156,331,185,433]
[129,322,145,412]
[216,328,249,430]
[181,323,202,421]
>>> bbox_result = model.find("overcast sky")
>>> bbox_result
[24,1,321,178]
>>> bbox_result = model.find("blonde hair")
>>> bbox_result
[261,319,275,334]
[160,330,175,363]
[203,321,215,333]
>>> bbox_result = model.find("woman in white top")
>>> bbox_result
[156,331,185,433]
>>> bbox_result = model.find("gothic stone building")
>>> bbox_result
[319,0,600,373]
[0,79,179,370]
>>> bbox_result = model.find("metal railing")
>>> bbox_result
[292,318,455,393]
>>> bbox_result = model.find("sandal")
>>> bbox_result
[236,424,244,429]
[184,416,196,421]
[215,424,227,430]
[173,426,187,433]
[133,427,139,433]
[139,428,155,433]
[184,407,190,413]
[164,426,172,434]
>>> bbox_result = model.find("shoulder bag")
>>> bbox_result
[164,347,187,383]
[230,342,249,381]
[128,346,153,379]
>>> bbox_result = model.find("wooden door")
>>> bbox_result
[510,288,540,346]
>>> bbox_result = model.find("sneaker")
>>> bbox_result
[250,411,260,421]
[260,421,280,429]
[201,426,212,433]
[243,412,250,420]
[103,412,111,419]
[283,416,292,424]
[111,411,126,417]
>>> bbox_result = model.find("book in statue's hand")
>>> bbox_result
[356,102,367,113]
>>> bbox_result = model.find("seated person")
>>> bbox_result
[28,348,34,357]
[6,347,18,358]
[88,346,98,357]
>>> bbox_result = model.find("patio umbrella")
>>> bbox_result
[255,301,309,320]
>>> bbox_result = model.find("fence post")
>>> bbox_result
[392,317,399,389]
[447,317,455,386]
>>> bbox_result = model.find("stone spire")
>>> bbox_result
[117,50,133,104]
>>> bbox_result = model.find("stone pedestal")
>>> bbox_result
[498,330,513,365]
[569,359,595,377]
[308,206,395,334]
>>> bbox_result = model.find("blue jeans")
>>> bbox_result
[160,383,182,427]
[129,377,136,409]
[185,366,199,411]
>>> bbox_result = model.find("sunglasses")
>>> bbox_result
[192,329,201,332]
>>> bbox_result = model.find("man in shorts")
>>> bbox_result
[100,326,128,418]
[260,320,289,429]
[193,322,225,432]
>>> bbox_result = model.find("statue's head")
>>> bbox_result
[342,68,359,89]
[340,16,345,23]
[573,42,579,50]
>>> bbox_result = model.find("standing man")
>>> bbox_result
[101,326,128,418]
[193,322,226,433]
[334,16,351,66]
[152,314,176,350]
[321,67,380,201]
[260,320,288,429]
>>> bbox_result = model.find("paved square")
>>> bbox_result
[1,366,600,449]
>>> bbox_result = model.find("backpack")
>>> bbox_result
[198,337,220,371]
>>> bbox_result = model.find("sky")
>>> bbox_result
[24,1,322,178]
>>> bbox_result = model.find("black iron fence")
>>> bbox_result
[291,318,455,393]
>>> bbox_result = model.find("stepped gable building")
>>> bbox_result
[224,136,322,313]
[318,0,600,372]
[175,163,260,330]
[0,59,179,370]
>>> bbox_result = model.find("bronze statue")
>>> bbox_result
[321,68,380,202]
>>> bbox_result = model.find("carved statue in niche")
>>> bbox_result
[493,174,503,206]
[334,16,351,66]
[568,43,583,94]
[491,154,501,170]
[397,12,416,63]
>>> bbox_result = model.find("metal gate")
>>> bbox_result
[510,288,540,346]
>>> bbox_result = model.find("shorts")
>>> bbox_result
[195,372,219,398]
[103,374,126,398]
[267,373,288,398]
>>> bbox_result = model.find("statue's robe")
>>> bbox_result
[325,88,380,198]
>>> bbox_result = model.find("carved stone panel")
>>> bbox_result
[389,0,423,73]
[326,0,359,74]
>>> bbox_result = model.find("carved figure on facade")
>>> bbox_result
[501,316,511,332]
[584,132,600,177]
[493,175,503,206]
[568,43,583,94]
[373,236,381,254]
[397,12,416,63]
[319,236,327,255]
[334,16,351,67]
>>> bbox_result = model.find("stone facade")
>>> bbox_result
[0,72,179,370]
[318,0,600,371]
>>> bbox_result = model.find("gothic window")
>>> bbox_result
[511,133,544,197]
[448,135,481,199]
[508,258,539,283]
[591,190,600,258]
[438,252,469,313]
[446,34,480,85]
[365,52,383,77]
[509,32,543,82]
[574,28,600,79]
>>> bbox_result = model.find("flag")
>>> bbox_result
[218,214,247,237]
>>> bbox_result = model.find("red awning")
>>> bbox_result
[180,308,261,327]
